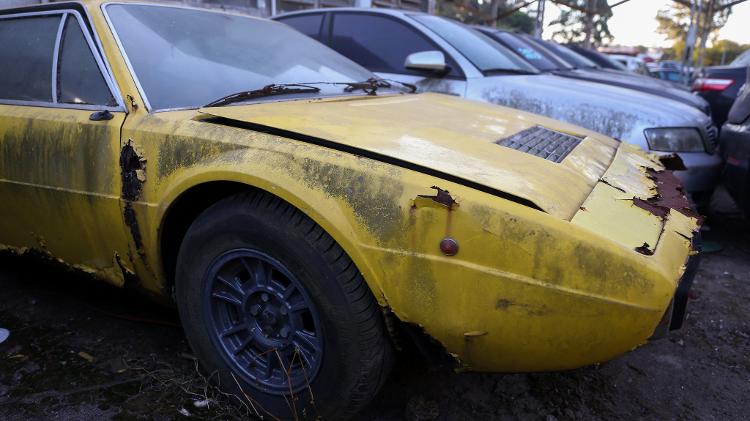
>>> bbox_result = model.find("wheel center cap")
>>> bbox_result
[262,307,278,326]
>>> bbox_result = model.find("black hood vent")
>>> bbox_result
[496,126,583,163]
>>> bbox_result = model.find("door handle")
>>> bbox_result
[89,110,114,121]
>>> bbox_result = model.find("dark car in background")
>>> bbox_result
[476,28,711,116]
[694,49,750,127]
[567,44,628,71]
[720,68,750,218]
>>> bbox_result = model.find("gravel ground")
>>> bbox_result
[0,190,748,421]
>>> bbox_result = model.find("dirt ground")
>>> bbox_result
[0,190,748,421]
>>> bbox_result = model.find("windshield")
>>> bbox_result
[106,4,375,110]
[492,32,559,71]
[731,49,750,66]
[519,36,574,70]
[411,15,537,75]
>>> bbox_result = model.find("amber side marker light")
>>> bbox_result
[439,237,459,256]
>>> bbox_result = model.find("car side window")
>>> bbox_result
[0,15,60,102]
[58,15,116,106]
[330,13,457,77]
[277,14,323,41]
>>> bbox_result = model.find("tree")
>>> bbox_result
[656,0,742,67]
[548,0,614,47]
[437,0,536,33]
[498,8,536,33]
[704,40,750,65]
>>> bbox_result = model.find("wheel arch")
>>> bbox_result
[157,178,386,306]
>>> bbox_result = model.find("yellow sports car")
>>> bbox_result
[0,1,700,419]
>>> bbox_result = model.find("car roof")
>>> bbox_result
[0,0,82,13]
[0,0,270,24]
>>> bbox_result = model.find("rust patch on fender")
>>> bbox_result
[632,169,702,221]
[495,298,551,316]
[417,186,458,210]
[658,154,687,171]
[635,242,655,256]
[120,140,147,252]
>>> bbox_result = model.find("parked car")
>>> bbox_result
[607,54,651,75]
[476,29,704,111]
[0,1,702,419]
[720,68,750,217]
[276,9,720,196]
[651,65,684,84]
[659,60,683,70]
[567,44,628,71]
[566,44,683,86]
[693,49,750,127]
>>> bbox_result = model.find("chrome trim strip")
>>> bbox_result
[51,13,67,103]
[77,4,127,110]
[0,8,125,112]
[101,3,153,112]
[66,9,125,111]
[0,99,122,112]
[0,9,65,20]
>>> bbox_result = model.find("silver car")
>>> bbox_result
[274,8,721,197]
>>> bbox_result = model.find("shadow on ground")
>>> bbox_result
[0,190,748,420]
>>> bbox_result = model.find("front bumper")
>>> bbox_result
[651,235,702,339]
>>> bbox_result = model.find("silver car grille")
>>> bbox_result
[496,126,583,163]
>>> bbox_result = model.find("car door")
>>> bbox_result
[325,12,467,96]
[0,10,131,284]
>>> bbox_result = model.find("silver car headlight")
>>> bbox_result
[644,128,705,152]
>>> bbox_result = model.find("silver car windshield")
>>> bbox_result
[411,15,538,75]
[106,4,375,110]
[536,39,599,69]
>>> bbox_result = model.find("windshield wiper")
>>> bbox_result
[204,83,321,107]
[341,78,417,95]
[204,78,417,108]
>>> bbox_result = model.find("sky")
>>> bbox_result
[535,0,750,48]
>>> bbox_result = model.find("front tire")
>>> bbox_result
[175,191,392,419]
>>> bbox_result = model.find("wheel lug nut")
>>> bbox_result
[280,306,288,316]
[280,327,290,339]
[250,304,261,316]
[261,293,270,302]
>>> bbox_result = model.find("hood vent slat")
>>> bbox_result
[496,126,583,163]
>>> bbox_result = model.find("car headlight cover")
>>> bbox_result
[644,128,705,152]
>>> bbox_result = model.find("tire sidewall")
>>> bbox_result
[176,202,365,419]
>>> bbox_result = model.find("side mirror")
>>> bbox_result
[404,50,448,73]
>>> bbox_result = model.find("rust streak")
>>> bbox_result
[418,186,458,210]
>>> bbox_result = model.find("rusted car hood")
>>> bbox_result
[201,92,623,220]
